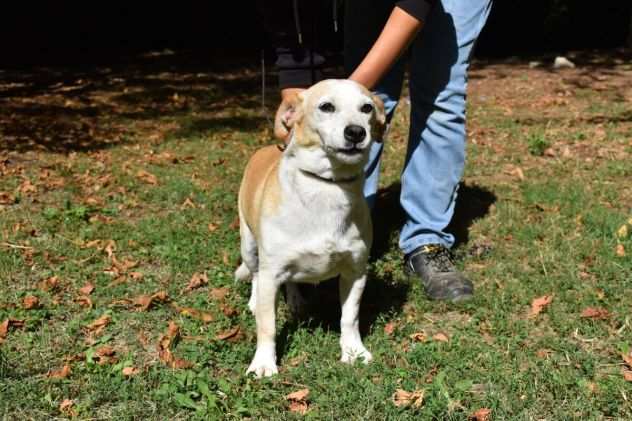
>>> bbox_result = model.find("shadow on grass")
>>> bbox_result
[370,181,497,260]
[275,272,410,361]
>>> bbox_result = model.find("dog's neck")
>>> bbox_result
[282,144,364,187]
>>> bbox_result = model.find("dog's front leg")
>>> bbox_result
[247,271,280,377]
[339,272,372,364]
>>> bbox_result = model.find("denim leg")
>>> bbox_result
[399,0,492,254]
[344,0,405,209]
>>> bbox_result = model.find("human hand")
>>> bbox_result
[274,88,304,142]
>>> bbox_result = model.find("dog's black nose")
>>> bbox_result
[344,125,366,144]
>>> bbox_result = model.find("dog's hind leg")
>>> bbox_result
[236,213,259,313]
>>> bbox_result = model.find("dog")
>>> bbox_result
[235,79,385,377]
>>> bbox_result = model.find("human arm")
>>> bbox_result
[349,6,424,89]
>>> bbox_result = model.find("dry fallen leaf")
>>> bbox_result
[432,332,449,343]
[392,388,424,408]
[384,321,396,335]
[39,276,60,292]
[122,366,140,377]
[0,191,16,205]
[175,305,214,323]
[622,353,632,368]
[529,294,553,318]
[47,364,72,379]
[85,314,111,335]
[210,287,230,301]
[0,319,25,343]
[623,369,632,382]
[184,272,208,292]
[216,325,240,341]
[136,169,158,185]
[580,307,610,320]
[59,399,76,417]
[409,332,427,342]
[22,295,40,310]
[286,388,310,415]
[157,321,190,369]
[75,296,93,308]
[104,240,116,258]
[221,304,238,317]
[134,291,169,311]
[94,346,117,365]
[79,282,95,295]
[181,197,196,209]
[615,244,625,257]
[471,407,492,421]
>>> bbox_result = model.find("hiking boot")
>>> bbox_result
[404,244,473,302]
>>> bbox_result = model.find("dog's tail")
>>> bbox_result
[234,263,252,282]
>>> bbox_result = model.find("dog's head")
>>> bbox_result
[286,79,386,176]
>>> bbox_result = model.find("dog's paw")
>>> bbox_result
[246,351,278,378]
[340,344,372,364]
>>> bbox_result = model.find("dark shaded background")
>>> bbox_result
[1,1,630,68]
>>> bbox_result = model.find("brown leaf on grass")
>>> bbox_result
[136,169,158,185]
[623,369,632,382]
[215,325,240,341]
[221,304,238,317]
[615,244,625,257]
[79,282,95,295]
[470,407,492,421]
[47,364,72,379]
[528,295,554,318]
[510,166,525,181]
[38,276,60,292]
[104,240,116,258]
[286,388,310,415]
[384,321,396,335]
[210,287,229,301]
[85,314,111,335]
[536,348,553,359]
[432,332,449,343]
[181,197,196,209]
[157,321,179,366]
[122,366,140,377]
[174,305,214,323]
[184,272,208,292]
[75,296,93,308]
[19,178,37,194]
[172,358,194,369]
[208,223,218,232]
[94,346,117,365]
[391,388,424,408]
[128,271,144,281]
[0,191,16,205]
[622,353,632,369]
[409,332,427,342]
[59,399,76,417]
[580,307,610,320]
[22,295,40,310]
[0,319,25,343]
[229,217,240,230]
[134,291,169,312]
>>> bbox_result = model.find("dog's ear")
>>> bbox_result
[274,91,305,140]
[370,93,387,142]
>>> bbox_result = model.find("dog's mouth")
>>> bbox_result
[336,146,363,155]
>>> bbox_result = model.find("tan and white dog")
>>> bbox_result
[235,79,385,377]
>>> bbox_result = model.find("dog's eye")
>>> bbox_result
[360,103,374,114]
[318,102,336,113]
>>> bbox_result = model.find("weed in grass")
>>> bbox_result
[527,132,551,156]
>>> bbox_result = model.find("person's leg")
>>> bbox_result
[344,0,406,208]
[399,0,492,254]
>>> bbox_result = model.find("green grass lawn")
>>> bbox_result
[1,52,631,420]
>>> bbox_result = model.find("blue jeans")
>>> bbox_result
[345,0,492,254]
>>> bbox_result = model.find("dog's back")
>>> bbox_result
[238,145,283,239]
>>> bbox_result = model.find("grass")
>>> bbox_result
[1,51,631,419]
